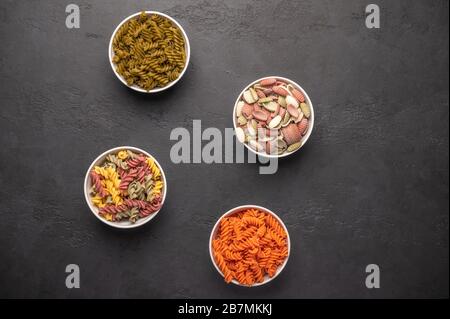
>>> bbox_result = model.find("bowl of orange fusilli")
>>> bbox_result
[84,146,167,229]
[209,205,290,286]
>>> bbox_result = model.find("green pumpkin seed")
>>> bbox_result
[263,101,278,112]
[286,84,295,93]
[258,97,273,104]
[300,102,311,118]
[238,115,247,125]
[278,96,287,108]
[281,111,291,126]
[287,142,302,152]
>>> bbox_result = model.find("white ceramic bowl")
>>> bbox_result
[108,11,191,93]
[233,76,314,158]
[209,205,290,287]
[84,146,167,229]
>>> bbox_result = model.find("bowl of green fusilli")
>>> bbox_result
[108,11,190,93]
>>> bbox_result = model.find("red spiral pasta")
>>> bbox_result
[135,164,150,183]
[122,199,148,209]
[99,204,129,215]
[140,196,162,217]
[90,170,108,198]
[127,155,146,168]
[119,168,139,190]
[212,208,288,286]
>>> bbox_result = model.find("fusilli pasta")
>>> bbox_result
[89,149,164,223]
[112,12,187,91]
[212,208,289,286]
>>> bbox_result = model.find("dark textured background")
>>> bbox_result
[0,0,448,298]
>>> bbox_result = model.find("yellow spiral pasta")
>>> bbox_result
[146,158,161,179]
[104,179,123,205]
[91,195,106,208]
[151,180,163,198]
[117,150,128,160]
[94,166,122,205]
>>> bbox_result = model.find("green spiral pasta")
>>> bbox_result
[105,154,128,170]
[112,12,187,91]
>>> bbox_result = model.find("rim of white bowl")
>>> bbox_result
[209,205,291,287]
[83,146,167,229]
[108,11,191,93]
[233,76,315,159]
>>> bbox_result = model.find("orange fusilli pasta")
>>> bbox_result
[212,208,289,286]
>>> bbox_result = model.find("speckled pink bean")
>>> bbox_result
[253,110,268,121]
[260,78,277,86]
[272,86,289,96]
[242,103,253,118]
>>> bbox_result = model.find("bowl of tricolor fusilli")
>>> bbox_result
[84,146,167,229]
[209,205,290,287]
[108,11,190,93]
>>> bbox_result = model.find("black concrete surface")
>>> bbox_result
[0,0,448,298]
